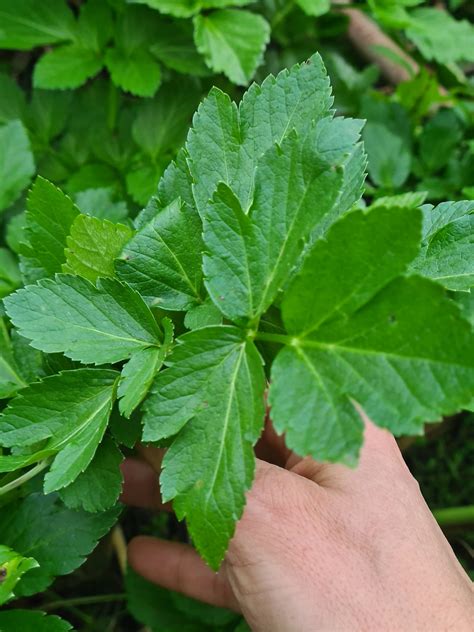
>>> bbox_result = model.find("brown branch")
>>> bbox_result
[335,5,419,84]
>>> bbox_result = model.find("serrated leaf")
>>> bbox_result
[33,45,103,90]
[409,201,474,291]
[269,206,474,462]
[0,545,38,605]
[63,215,133,282]
[0,610,72,632]
[4,275,161,365]
[0,369,119,491]
[27,90,71,144]
[371,191,427,209]
[22,177,80,277]
[193,9,270,85]
[59,436,123,512]
[0,493,120,595]
[118,318,173,418]
[186,53,333,214]
[203,117,362,324]
[0,0,75,49]
[117,198,204,310]
[0,120,35,213]
[144,326,265,569]
[105,47,162,97]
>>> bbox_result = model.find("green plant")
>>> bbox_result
[1,1,474,629]
[0,52,473,629]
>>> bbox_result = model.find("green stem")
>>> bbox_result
[255,331,293,345]
[433,505,474,528]
[44,593,126,611]
[0,459,51,496]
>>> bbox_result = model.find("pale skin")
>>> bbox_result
[121,415,474,631]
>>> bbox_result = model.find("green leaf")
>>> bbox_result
[370,191,427,209]
[130,0,252,18]
[296,0,330,16]
[75,188,129,223]
[0,248,21,299]
[193,9,270,85]
[118,318,173,418]
[0,609,72,632]
[0,321,28,399]
[0,73,27,124]
[74,0,114,51]
[269,206,474,462]
[150,18,208,76]
[105,5,163,97]
[105,47,162,97]
[126,568,239,631]
[419,110,464,174]
[22,177,80,277]
[187,54,333,214]
[63,215,133,282]
[0,0,75,49]
[33,45,103,90]
[410,201,474,291]
[144,326,265,569]
[59,435,123,512]
[0,610,72,632]
[203,117,362,324]
[0,545,38,605]
[0,493,120,595]
[406,8,474,65]
[0,368,119,491]
[361,96,412,189]
[184,300,223,330]
[132,80,201,159]
[4,275,162,365]
[27,90,71,143]
[117,198,204,310]
[0,120,35,213]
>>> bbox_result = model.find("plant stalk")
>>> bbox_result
[433,505,474,528]
[0,459,51,496]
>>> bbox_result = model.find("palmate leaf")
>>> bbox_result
[0,610,72,632]
[0,369,119,492]
[409,200,474,291]
[203,118,363,325]
[269,206,474,463]
[4,275,161,365]
[143,326,265,568]
[116,198,204,310]
[0,493,120,595]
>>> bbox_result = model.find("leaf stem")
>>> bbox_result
[0,459,51,496]
[433,505,474,528]
[43,593,126,611]
[255,331,293,345]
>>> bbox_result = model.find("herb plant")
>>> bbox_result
[0,1,473,629]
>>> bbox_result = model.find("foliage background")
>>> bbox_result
[0,0,473,630]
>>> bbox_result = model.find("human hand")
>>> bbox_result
[121,416,474,631]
